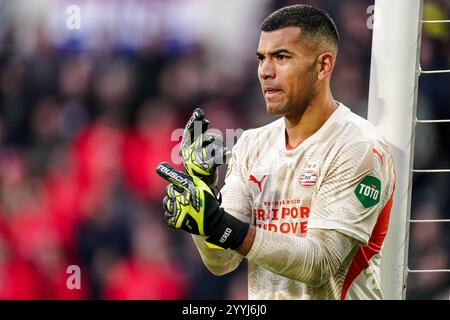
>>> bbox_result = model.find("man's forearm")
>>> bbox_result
[192,235,244,275]
[241,228,357,286]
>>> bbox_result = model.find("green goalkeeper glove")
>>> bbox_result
[180,108,230,188]
[156,162,249,250]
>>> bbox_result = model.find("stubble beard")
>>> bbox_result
[266,90,313,119]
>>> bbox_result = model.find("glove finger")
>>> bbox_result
[156,162,192,192]
[165,184,175,198]
[164,211,176,228]
[163,196,173,213]
[201,132,218,146]
[181,108,209,150]
[201,143,218,168]
[212,146,230,167]
[185,108,206,132]
[156,162,199,209]
[201,143,229,168]
[202,132,226,149]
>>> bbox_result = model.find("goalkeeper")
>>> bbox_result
[157,4,396,300]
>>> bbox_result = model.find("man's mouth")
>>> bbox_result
[264,88,282,99]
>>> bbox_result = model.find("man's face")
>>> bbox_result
[257,27,318,116]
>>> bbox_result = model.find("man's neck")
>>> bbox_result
[284,93,338,148]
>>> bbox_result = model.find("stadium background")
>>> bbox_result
[0,0,448,299]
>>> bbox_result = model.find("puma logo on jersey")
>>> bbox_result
[372,147,384,164]
[249,175,267,192]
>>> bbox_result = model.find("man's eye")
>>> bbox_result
[257,55,264,61]
[277,55,287,60]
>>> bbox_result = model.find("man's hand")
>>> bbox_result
[156,162,222,236]
[156,162,249,250]
[180,108,230,187]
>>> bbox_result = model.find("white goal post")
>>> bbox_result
[367,0,424,300]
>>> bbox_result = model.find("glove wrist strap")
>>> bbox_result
[206,210,249,250]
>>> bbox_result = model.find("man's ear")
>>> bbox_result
[317,52,335,81]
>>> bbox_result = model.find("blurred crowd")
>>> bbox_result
[0,0,448,299]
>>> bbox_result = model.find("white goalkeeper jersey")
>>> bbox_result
[218,102,395,300]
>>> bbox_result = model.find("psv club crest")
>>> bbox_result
[300,171,317,187]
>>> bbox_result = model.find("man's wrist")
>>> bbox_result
[235,225,256,256]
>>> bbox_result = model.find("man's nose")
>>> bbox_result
[258,59,276,80]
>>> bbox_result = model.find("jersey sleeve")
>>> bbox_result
[245,228,357,287]
[191,130,253,275]
[307,139,395,245]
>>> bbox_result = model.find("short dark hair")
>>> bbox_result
[261,4,339,50]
